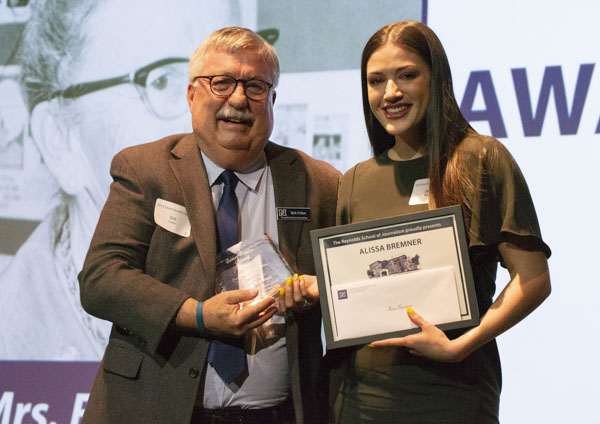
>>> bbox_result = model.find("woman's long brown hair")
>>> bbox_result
[360,21,475,219]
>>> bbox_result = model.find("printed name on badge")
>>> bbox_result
[154,198,191,237]
[276,207,311,221]
[409,178,430,205]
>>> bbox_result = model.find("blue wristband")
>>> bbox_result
[195,301,207,337]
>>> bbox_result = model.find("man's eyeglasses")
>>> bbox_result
[192,75,273,101]
[35,57,189,119]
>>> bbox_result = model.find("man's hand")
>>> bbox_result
[278,274,319,313]
[202,288,277,337]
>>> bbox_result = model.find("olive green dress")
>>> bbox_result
[328,134,551,424]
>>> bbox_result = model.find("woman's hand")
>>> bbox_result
[370,307,467,362]
[278,274,319,313]
[372,242,551,363]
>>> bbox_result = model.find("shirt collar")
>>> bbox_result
[201,150,267,192]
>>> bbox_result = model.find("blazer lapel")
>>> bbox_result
[169,134,218,288]
[266,142,306,272]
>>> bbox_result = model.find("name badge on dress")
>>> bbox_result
[154,198,191,237]
[408,178,430,205]
[276,207,311,221]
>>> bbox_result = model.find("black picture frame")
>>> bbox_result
[310,205,479,349]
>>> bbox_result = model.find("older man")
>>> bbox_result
[78,27,339,424]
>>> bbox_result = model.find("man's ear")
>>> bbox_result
[29,100,88,195]
[187,83,195,109]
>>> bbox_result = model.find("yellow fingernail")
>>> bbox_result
[280,288,285,296]
[407,307,415,314]
[293,273,298,281]
[286,277,292,286]
[368,344,375,348]
[299,275,304,282]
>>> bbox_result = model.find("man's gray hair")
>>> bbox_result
[19,0,98,111]
[189,27,280,87]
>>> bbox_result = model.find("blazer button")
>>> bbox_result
[189,368,200,378]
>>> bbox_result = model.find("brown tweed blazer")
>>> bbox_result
[78,133,340,423]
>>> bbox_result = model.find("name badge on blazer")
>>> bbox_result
[154,198,191,237]
[276,207,311,221]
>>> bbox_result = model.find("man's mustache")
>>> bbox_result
[216,108,255,125]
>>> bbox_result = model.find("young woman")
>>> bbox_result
[328,21,551,423]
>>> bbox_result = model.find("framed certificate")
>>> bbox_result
[311,205,479,349]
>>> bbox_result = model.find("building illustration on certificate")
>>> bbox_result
[367,253,420,278]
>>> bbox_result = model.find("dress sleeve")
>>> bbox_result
[465,136,551,259]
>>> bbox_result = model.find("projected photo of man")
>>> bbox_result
[0,77,27,169]
[0,0,242,360]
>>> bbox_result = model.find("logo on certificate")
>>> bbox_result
[337,290,348,300]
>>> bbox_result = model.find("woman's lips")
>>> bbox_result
[384,104,410,119]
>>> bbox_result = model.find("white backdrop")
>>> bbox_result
[428,1,600,422]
